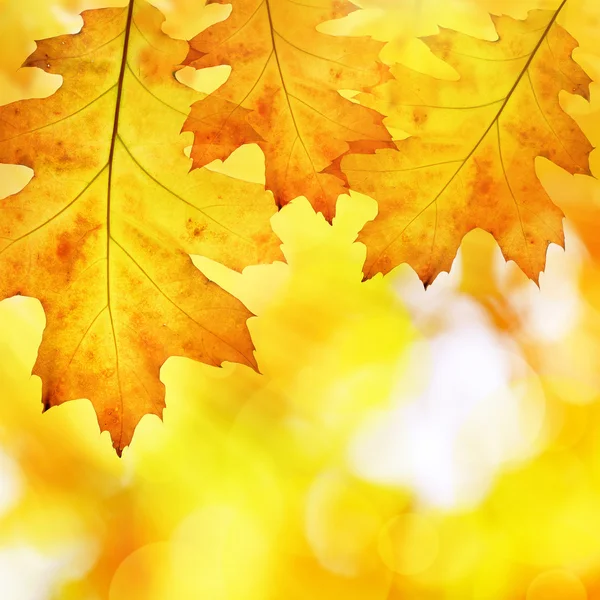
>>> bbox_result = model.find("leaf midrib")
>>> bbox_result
[437,0,569,197]
[106,0,135,450]
[264,0,328,199]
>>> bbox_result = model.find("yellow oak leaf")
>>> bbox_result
[181,0,394,221]
[0,0,281,453]
[343,3,593,285]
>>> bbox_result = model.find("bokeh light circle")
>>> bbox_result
[526,569,587,600]
[378,513,439,575]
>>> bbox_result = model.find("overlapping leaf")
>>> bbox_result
[0,0,281,453]
[343,2,593,284]
[181,0,394,220]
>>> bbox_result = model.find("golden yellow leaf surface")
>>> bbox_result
[0,0,281,453]
[181,0,394,220]
[343,2,593,285]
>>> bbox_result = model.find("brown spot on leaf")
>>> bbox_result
[412,107,428,126]
[56,235,72,261]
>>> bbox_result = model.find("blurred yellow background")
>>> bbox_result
[0,0,599,598]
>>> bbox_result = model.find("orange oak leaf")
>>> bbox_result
[0,0,281,453]
[181,0,395,220]
[342,2,593,285]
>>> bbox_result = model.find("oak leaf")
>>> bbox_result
[181,0,395,220]
[343,2,593,285]
[0,0,281,453]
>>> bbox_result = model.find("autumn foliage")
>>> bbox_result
[0,0,599,597]
[0,0,593,454]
